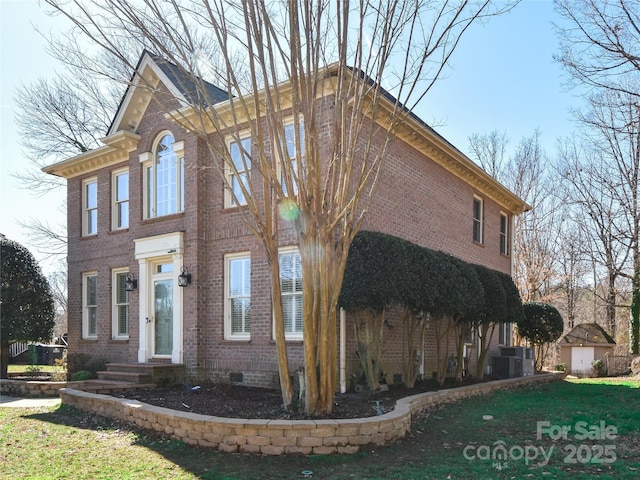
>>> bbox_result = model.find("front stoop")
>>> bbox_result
[97,363,185,386]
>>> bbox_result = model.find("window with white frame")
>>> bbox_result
[224,253,251,339]
[499,322,511,346]
[279,248,303,339]
[473,196,483,243]
[280,120,305,197]
[226,135,251,208]
[500,212,509,255]
[112,269,130,339]
[112,169,129,230]
[83,272,98,339]
[141,133,184,218]
[82,178,98,236]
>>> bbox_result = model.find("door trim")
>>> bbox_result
[134,232,185,364]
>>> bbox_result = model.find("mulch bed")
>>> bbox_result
[119,378,476,420]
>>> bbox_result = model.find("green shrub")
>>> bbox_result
[85,357,107,375]
[66,353,107,380]
[71,370,93,381]
[555,363,567,372]
[592,359,605,377]
[66,353,91,376]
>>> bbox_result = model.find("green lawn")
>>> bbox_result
[6,365,63,373]
[1,378,638,479]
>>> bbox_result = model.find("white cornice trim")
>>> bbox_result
[42,130,141,179]
[167,65,530,215]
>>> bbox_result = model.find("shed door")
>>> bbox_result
[571,347,594,375]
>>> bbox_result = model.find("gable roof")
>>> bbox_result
[559,323,616,346]
[107,50,229,136]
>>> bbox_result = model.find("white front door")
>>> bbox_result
[571,347,594,375]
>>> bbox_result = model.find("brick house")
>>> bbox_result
[44,52,529,389]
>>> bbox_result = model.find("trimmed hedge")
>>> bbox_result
[339,231,522,325]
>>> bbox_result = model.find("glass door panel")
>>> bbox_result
[153,278,173,356]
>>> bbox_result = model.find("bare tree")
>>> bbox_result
[555,0,640,98]
[555,217,591,331]
[555,0,640,353]
[468,129,509,179]
[559,87,640,351]
[557,134,631,339]
[43,0,518,414]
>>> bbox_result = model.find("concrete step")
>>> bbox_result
[97,371,153,384]
[76,379,155,394]
[103,363,185,386]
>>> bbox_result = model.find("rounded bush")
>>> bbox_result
[71,370,93,381]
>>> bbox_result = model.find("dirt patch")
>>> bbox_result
[119,378,477,419]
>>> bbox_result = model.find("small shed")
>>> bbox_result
[558,323,616,375]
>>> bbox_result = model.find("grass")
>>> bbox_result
[6,365,63,373]
[1,378,639,479]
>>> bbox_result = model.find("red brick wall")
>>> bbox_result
[64,87,516,389]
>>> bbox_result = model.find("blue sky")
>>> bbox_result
[0,0,579,273]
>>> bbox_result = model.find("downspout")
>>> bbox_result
[340,308,346,393]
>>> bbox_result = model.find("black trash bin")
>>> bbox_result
[36,344,46,365]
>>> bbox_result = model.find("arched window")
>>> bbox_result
[141,133,185,218]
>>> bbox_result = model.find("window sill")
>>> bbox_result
[109,338,129,343]
[222,204,249,213]
[141,212,184,224]
[270,339,303,345]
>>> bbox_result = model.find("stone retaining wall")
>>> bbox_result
[59,372,564,455]
[0,379,151,398]
[1,379,78,397]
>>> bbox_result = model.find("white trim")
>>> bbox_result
[82,177,98,237]
[224,130,252,208]
[112,268,130,339]
[275,118,305,198]
[141,132,184,219]
[499,211,509,256]
[134,232,185,363]
[82,271,98,339]
[224,252,251,340]
[473,195,484,244]
[277,246,303,341]
[111,168,129,231]
[108,53,189,136]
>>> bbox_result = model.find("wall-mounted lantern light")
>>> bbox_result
[125,272,137,292]
[178,266,192,287]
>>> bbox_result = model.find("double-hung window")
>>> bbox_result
[281,121,305,197]
[500,212,509,255]
[226,135,251,207]
[112,169,129,230]
[473,196,483,244]
[141,133,184,218]
[225,253,251,339]
[498,322,511,346]
[82,178,98,236]
[112,269,130,339]
[83,272,98,339]
[279,248,303,340]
